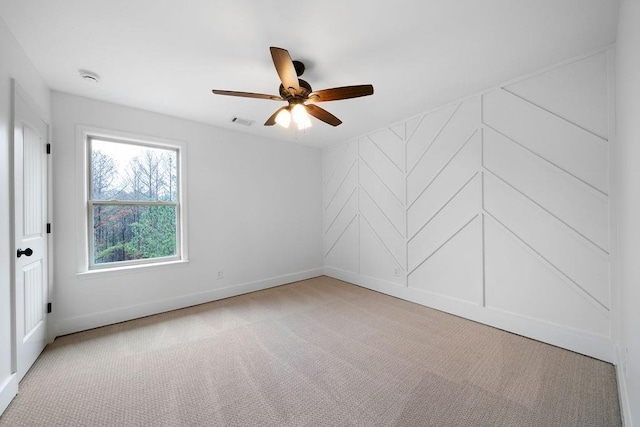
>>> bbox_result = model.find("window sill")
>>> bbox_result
[76,259,189,280]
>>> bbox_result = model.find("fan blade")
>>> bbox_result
[270,47,300,95]
[265,106,288,126]
[305,104,342,127]
[308,84,374,102]
[212,90,283,100]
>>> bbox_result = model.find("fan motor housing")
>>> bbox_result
[279,79,312,99]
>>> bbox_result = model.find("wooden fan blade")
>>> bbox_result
[212,89,283,100]
[305,104,342,127]
[265,106,288,126]
[270,47,300,95]
[308,84,374,102]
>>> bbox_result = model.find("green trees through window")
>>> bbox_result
[89,138,179,267]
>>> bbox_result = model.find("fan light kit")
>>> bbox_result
[276,103,312,130]
[212,47,374,129]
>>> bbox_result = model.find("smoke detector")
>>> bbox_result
[79,70,100,83]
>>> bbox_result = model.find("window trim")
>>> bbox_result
[76,126,188,275]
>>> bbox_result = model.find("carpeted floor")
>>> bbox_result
[0,276,622,426]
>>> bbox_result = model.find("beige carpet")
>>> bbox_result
[0,276,621,426]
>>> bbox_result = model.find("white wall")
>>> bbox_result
[613,0,640,423]
[51,92,323,336]
[324,48,614,363]
[0,17,51,414]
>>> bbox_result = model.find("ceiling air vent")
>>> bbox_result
[230,117,254,127]
[79,69,100,83]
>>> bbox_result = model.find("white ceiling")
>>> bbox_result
[0,0,619,148]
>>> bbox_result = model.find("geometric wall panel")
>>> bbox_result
[406,104,458,172]
[360,160,404,234]
[324,140,359,274]
[358,133,406,283]
[408,175,480,273]
[483,173,610,309]
[483,89,608,195]
[324,140,358,210]
[324,164,358,235]
[325,219,358,274]
[504,51,608,140]
[360,189,405,266]
[360,219,403,285]
[325,191,358,259]
[323,139,350,186]
[368,129,405,172]
[389,123,406,141]
[407,98,479,204]
[325,128,406,281]
[408,216,482,304]
[408,132,480,238]
[324,48,612,360]
[360,137,405,204]
[484,218,610,337]
[483,129,609,252]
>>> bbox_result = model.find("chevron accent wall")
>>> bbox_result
[324,140,359,273]
[324,49,613,362]
[359,128,406,285]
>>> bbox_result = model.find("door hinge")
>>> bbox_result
[46,143,51,154]
[47,223,51,234]
[47,303,52,314]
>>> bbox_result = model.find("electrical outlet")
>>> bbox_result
[393,267,400,277]
[217,270,224,280]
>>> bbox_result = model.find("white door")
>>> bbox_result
[13,87,49,381]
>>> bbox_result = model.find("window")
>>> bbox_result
[86,135,184,269]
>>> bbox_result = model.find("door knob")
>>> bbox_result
[17,248,33,258]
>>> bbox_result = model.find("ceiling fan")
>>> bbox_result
[212,47,374,129]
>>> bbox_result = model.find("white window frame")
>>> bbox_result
[76,126,188,276]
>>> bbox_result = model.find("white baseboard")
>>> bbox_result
[55,268,324,337]
[615,344,633,426]
[325,267,614,363]
[0,374,17,417]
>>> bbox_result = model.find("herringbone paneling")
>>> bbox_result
[324,140,359,273]
[324,50,612,360]
[482,51,610,335]
[359,130,406,284]
[406,97,482,303]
